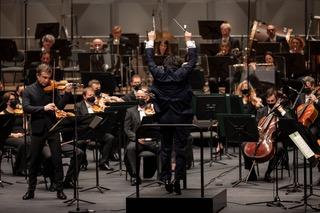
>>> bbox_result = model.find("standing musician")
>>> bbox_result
[214,22,240,50]
[75,87,115,171]
[90,38,108,72]
[145,30,197,195]
[22,63,72,200]
[243,88,291,182]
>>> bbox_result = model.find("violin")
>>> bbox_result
[14,104,24,115]
[55,109,75,119]
[43,80,69,93]
[144,103,155,116]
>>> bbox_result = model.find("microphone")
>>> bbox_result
[287,85,298,93]
[312,15,320,20]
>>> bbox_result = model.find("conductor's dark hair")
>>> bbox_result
[163,55,183,70]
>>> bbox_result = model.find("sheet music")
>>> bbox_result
[289,131,315,159]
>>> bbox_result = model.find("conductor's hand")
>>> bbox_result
[44,103,57,112]
[148,31,156,41]
[184,31,192,42]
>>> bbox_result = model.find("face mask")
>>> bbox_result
[267,103,275,109]
[241,89,249,95]
[134,84,141,91]
[9,99,18,109]
[86,96,95,104]
[303,88,312,94]
[138,99,146,107]
[94,89,101,97]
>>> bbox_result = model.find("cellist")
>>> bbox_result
[296,76,320,150]
[244,87,293,182]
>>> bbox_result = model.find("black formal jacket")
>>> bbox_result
[75,100,89,116]
[145,44,197,123]
[124,105,141,142]
[122,90,136,102]
[22,81,72,135]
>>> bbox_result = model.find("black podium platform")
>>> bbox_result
[126,187,226,213]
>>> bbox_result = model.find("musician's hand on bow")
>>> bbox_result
[184,31,192,41]
[277,105,286,115]
[44,103,56,112]
[310,94,319,103]
[148,31,156,41]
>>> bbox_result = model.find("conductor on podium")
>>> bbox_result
[145,30,197,195]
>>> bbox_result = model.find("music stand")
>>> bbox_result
[194,94,227,165]
[276,53,306,79]
[35,22,59,39]
[0,39,18,83]
[0,114,14,187]
[254,42,281,55]
[198,20,224,39]
[105,102,137,175]
[199,43,220,56]
[218,114,259,187]
[80,71,116,95]
[52,39,72,60]
[308,41,320,82]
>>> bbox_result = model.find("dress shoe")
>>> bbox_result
[22,191,35,200]
[99,163,114,171]
[264,174,274,183]
[80,164,87,171]
[247,170,257,181]
[110,153,120,161]
[131,177,141,186]
[63,181,74,189]
[56,191,67,200]
[173,179,181,195]
[164,180,173,193]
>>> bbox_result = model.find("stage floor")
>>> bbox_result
[0,146,319,213]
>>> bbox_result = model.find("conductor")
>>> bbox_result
[145,30,197,194]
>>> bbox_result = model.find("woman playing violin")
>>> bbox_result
[243,87,292,182]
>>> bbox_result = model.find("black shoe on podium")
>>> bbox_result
[22,191,35,200]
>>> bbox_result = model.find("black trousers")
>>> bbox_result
[158,109,193,181]
[28,133,63,191]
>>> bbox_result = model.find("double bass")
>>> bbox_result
[243,99,283,163]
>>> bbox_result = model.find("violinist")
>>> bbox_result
[122,74,143,102]
[244,88,291,182]
[0,92,29,176]
[88,79,123,103]
[22,63,72,200]
[75,87,116,171]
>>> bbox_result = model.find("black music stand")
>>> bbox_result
[80,111,116,193]
[52,39,72,60]
[106,102,137,175]
[49,114,101,210]
[276,53,306,79]
[199,43,220,56]
[194,94,227,165]
[35,22,59,39]
[198,20,224,40]
[80,71,116,95]
[0,39,18,82]
[0,114,14,187]
[254,42,281,55]
[218,114,259,187]
[308,41,320,82]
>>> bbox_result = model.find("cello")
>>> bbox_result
[243,98,283,163]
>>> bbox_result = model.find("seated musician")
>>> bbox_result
[216,42,231,56]
[89,79,123,103]
[243,87,291,182]
[75,87,115,171]
[296,76,320,142]
[214,22,240,50]
[264,51,284,88]
[265,24,289,51]
[124,89,158,186]
[0,92,29,176]
[235,80,263,115]
[90,38,108,72]
[41,34,55,53]
[289,37,305,55]
[122,74,143,102]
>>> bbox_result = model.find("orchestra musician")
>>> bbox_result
[244,88,291,182]
[124,89,158,186]
[90,38,108,72]
[214,22,240,50]
[216,42,232,56]
[145,30,197,195]
[122,74,143,102]
[41,34,55,53]
[75,87,116,171]
[289,36,305,54]
[0,92,29,176]
[22,63,72,200]
[265,24,289,52]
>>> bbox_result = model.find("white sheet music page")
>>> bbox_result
[289,131,314,159]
